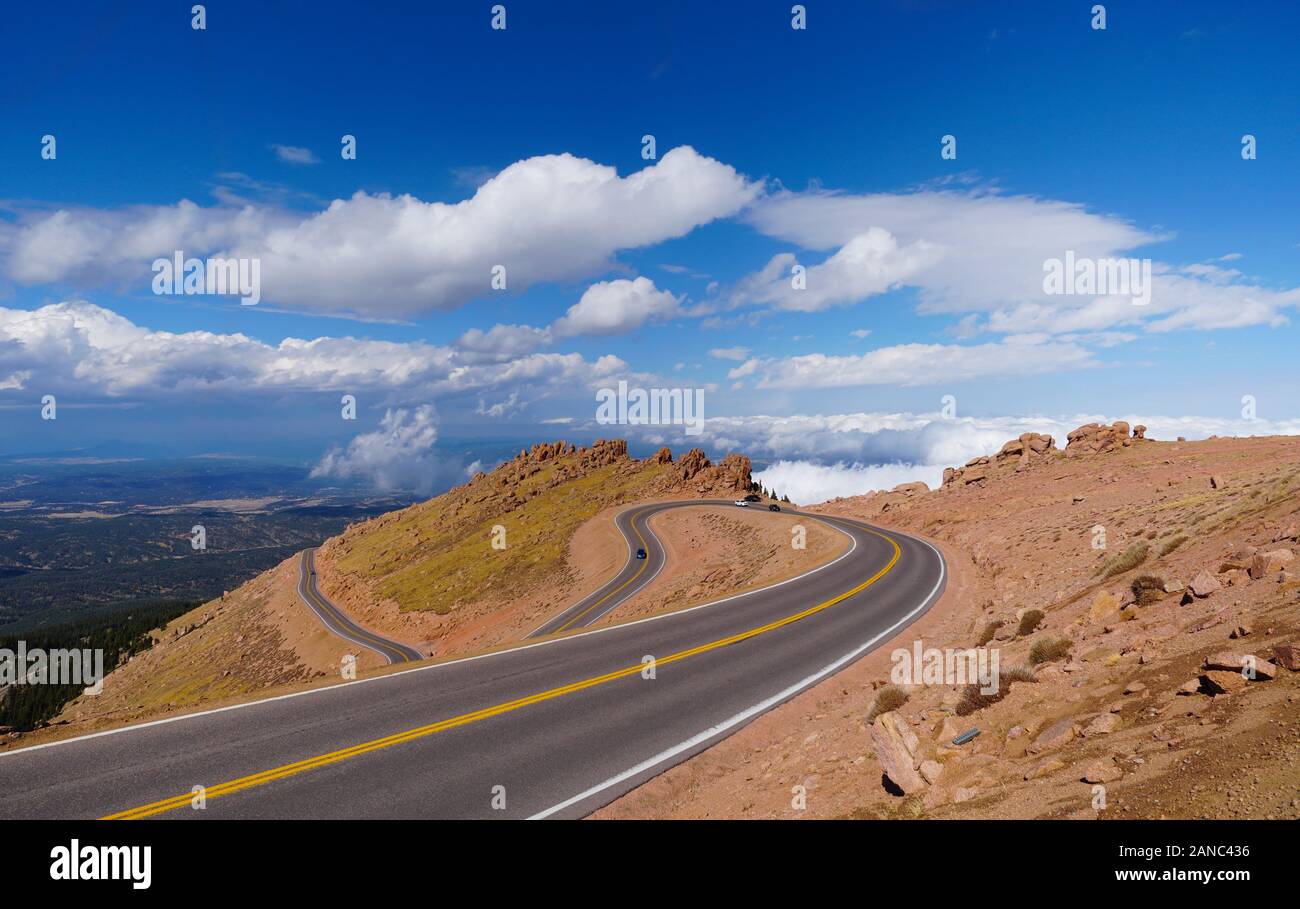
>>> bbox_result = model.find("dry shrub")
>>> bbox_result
[975,620,1004,647]
[955,665,1036,716]
[1016,609,1045,636]
[1131,574,1165,605]
[1029,636,1072,666]
[865,684,910,724]
[1096,541,1149,579]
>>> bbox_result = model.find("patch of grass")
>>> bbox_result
[975,619,1004,647]
[1131,574,1165,606]
[865,684,910,724]
[1158,532,1188,557]
[1095,540,1149,579]
[334,455,674,613]
[1016,609,1045,637]
[955,665,1036,716]
[1029,636,1073,666]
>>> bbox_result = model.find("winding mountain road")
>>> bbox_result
[525,500,678,637]
[0,500,945,820]
[297,548,423,664]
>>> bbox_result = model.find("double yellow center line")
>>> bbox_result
[103,521,899,820]
[553,510,655,633]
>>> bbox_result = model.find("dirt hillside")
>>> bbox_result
[598,424,1300,820]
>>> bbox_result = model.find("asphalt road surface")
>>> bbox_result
[525,499,683,637]
[0,502,945,820]
[296,548,424,664]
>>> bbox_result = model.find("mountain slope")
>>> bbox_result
[16,441,765,745]
[314,440,758,653]
[597,425,1300,820]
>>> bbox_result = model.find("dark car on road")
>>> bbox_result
[635,547,647,559]
[768,504,781,512]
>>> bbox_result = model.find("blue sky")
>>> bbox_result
[1,1,1297,499]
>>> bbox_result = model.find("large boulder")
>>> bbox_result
[869,711,927,794]
[1272,643,1300,672]
[1029,716,1076,754]
[1082,758,1123,784]
[1189,570,1221,598]
[995,432,1055,462]
[1203,652,1277,681]
[1201,670,1248,695]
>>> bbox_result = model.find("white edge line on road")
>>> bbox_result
[0,507,858,761]
[527,534,947,820]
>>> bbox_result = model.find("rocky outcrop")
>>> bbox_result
[939,421,1155,488]
[794,430,1300,821]
[997,432,1055,461]
[1065,420,1146,455]
[714,453,755,493]
[677,448,709,481]
[465,437,755,507]
[672,449,754,494]
[942,432,1055,487]
[577,438,628,469]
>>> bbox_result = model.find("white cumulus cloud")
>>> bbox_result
[0,301,622,400]
[1,146,760,319]
[741,187,1300,335]
[312,405,453,494]
[550,276,682,337]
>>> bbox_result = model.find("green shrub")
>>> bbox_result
[1016,609,1045,637]
[865,684,910,724]
[1029,636,1073,666]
